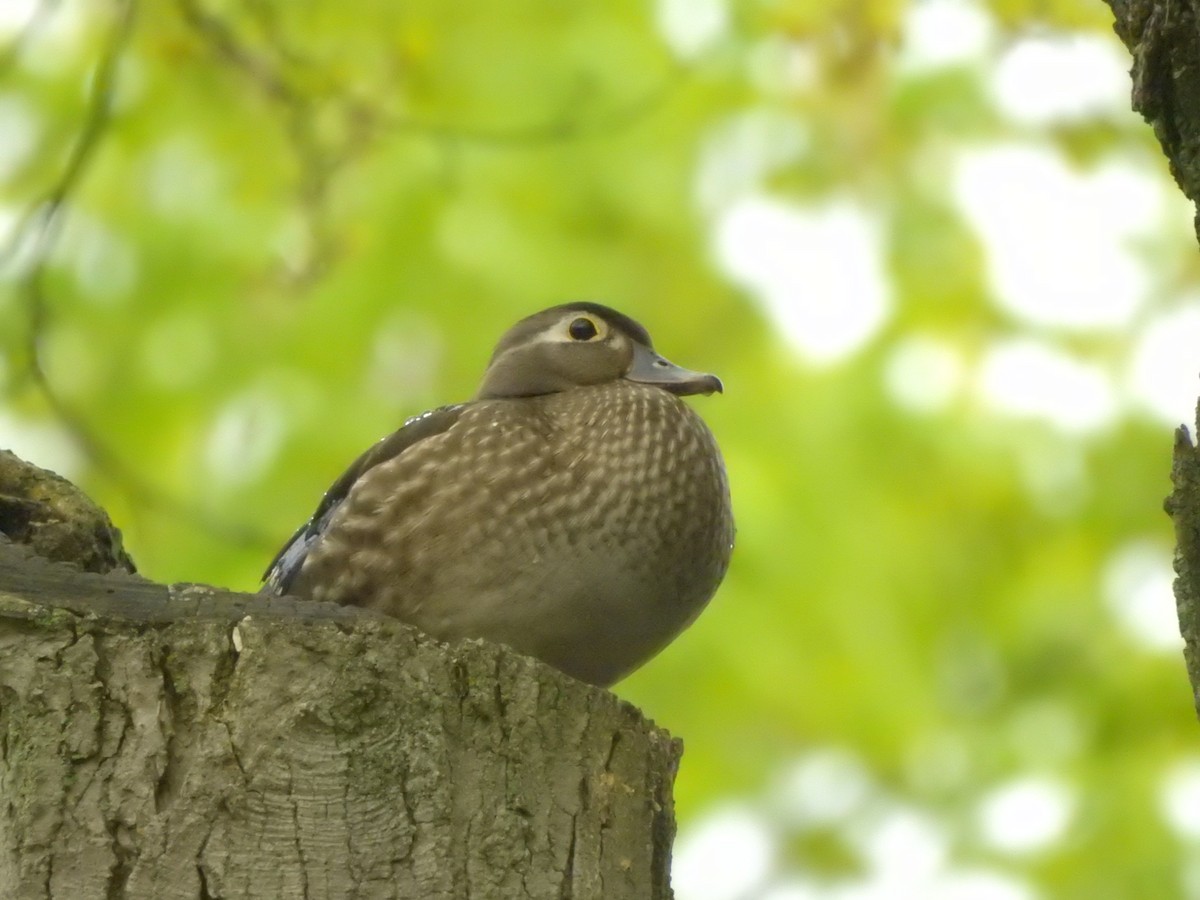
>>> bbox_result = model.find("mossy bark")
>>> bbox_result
[0,449,134,575]
[1168,423,1200,716]
[1107,0,1200,239]
[1109,0,1200,718]
[0,454,680,899]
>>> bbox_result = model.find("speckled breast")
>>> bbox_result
[298,381,734,685]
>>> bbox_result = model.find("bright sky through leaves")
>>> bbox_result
[663,0,1194,896]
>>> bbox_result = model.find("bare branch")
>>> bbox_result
[386,65,692,148]
[172,0,690,284]
[7,0,276,553]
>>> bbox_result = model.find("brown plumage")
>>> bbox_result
[262,302,733,686]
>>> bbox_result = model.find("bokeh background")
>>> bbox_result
[1,0,1198,897]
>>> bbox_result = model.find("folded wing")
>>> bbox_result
[261,403,467,595]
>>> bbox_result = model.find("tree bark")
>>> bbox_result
[0,453,680,899]
[1168,423,1200,717]
[1109,0,1200,719]
[1108,0,1200,238]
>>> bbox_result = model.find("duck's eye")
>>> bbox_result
[568,317,599,341]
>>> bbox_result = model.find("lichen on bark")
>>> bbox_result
[0,449,135,575]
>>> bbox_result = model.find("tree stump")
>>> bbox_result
[0,453,680,900]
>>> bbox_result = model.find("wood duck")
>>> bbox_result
[262,302,734,686]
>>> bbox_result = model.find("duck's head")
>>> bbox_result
[476,302,723,400]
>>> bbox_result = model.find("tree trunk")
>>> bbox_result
[1108,0,1200,719]
[0,453,680,899]
[1107,0,1200,239]
[1169,423,1200,718]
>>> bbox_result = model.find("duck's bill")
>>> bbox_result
[625,343,723,396]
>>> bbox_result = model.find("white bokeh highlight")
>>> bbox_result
[976,776,1075,855]
[673,805,774,900]
[1128,303,1200,427]
[976,338,1117,435]
[773,748,874,828]
[715,194,892,364]
[884,335,966,414]
[695,109,809,214]
[1160,758,1200,841]
[954,145,1163,331]
[899,0,994,73]
[921,870,1039,900]
[681,748,1044,900]
[204,388,287,489]
[848,802,950,882]
[1102,540,1181,653]
[657,0,728,59]
[0,0,88,77]
[0,411,84,480]
[0,95,39,183]
[0,0,39,33]
[990,35,1133,126]
[757,881,824,900]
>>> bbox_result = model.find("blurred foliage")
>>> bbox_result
[0,0,1195,897]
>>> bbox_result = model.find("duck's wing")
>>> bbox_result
[261,403,467,596]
